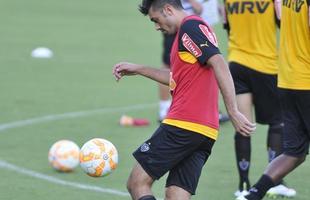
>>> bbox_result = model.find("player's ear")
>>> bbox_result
[163,4,174,16]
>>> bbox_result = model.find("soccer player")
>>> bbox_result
[237,0,310,199]
[112,1,256,200]
[223,0,295,197]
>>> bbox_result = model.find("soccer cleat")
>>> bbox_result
[234,190,250,198]
[119,115,150,126]
[266,184,296,198]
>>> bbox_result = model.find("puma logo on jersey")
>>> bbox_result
[200,41,209,47]
[283,0,304,12]
[226,1,270,14]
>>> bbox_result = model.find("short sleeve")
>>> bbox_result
[178,19,221,65]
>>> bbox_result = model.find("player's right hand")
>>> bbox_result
[112,62,139,81]
[230,111,256,137]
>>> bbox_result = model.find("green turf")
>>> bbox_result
[0,0,309,199]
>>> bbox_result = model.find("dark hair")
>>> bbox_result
[138,0,183,15]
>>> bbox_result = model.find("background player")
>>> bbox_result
[223,0,296,197]
[237,0,310,199]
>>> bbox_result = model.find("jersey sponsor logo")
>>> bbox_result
[181,33,202,57]
[199,24,218,47]
[283,0,305,12]
[226,1,270,14]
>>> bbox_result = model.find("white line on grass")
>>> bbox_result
[0,103,156,132]
[0,103,166,199]
[0,160,130,197]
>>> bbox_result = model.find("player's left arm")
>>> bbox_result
[208,54,256,135]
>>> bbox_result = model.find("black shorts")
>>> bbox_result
[162,34,176,66]
[229,62,282,124]
[133,124,215,195]
[279,89,310,157]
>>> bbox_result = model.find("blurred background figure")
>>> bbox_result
[223,0,296,198]
[237,0,310,199]
[158,0,229,123]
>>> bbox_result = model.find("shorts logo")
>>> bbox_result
[199,24,218,47]
[181,33,202,58]
[140,143,150,152]
[239,159,250,171]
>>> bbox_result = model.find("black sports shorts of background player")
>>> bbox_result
[279,89,310,157]
[229,62,282,125]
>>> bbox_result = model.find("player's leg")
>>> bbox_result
[165,186,191,200]
[238,154,305,200]
[266,123,283,162]
[265,124,298,198]
[240,89,310,200]
[234,92,253,195]
[251,73,283,164]
[128,125,170,200]
[165,136,215,200]
[127,162,156,200]
[251,72,296,197]
[229,62,254,196]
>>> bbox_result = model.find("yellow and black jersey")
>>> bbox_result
[224,0,279,74]
[278,0,310,90]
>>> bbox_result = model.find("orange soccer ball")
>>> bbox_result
[79,138,118,177]
[48,140,80,172]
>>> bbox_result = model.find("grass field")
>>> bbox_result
[0,0,309,199]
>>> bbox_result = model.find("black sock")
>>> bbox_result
[246,174,275,200]
[235,132,251,190]
[138,195,156,200]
